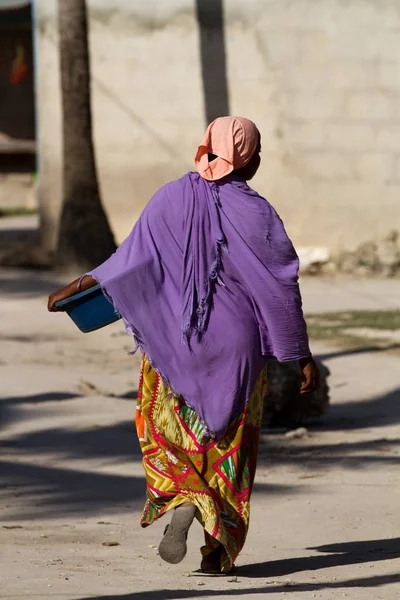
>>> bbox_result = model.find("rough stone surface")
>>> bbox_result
[298,230,400,277]
[334,230,400,277]
[263,359,330,429]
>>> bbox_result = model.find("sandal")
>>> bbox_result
[200,544,235,575]
[200,545,223,574]
[158,502,197,564]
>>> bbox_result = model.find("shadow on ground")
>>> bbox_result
[0,449,298,522]
[0,274,68,297]
[0,419,141,459]
[2,337,400,521]
[0,458,147,521]
[317,346,400,361]
[239,537,400,577]
[259,435,400,472]
[0,387,297,522]
[311,386,400,432]
[0,388,146,520]
[75,539,400,598]
[76,574,399,599]
[2,378,400,522]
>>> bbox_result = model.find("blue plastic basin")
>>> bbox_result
[55,284,121,333]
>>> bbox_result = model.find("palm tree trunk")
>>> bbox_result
[195,0,230,124]
[56,0,116,270]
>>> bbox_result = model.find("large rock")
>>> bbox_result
[297,246,331,275]
[262,359,330,429]
[377,231,400,276]
[336,241,380,276]
[334,230,400,277]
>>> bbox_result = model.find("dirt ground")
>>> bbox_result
[1,268,400,600]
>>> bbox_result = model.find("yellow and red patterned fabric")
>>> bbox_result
[136,355,267,572]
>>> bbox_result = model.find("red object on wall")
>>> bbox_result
[10,44,28,85]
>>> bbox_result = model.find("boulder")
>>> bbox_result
[376,231,400,276]
[334,230,400,277]
[262,358,330,429]
[297,247,331,275]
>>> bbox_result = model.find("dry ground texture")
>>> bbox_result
[1,265,400,600]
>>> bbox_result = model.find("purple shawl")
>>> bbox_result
[89,172,310,438]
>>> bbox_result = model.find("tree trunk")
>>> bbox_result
[56,0,116,271]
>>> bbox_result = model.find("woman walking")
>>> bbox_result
[48,116,319,574]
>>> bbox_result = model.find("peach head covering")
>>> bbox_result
[195,116,260,181]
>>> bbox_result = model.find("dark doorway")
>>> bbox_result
[0,2,35,173]
[195,0,230,125]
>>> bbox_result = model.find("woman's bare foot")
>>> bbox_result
[158,502,197,564]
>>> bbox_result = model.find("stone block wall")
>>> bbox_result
[229,0,400,251]
[36,0,400,253]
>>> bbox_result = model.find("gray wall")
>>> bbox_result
[36,0,400,253]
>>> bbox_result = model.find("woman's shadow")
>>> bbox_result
[74,538,400,600]
[238,537,400,578]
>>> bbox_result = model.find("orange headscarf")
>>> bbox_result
[195,116,260,181]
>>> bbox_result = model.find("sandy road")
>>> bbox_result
[1,269,400,599]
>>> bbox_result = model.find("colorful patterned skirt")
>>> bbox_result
[135,355,267,572]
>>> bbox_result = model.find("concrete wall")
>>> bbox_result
[36,0,400,252]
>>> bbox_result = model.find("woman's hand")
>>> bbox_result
[47,275,97,312]
[47,284,76,312]
[299,357,320,394]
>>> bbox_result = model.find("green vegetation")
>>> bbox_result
[0,207,38,218]
[306,310,400,350]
